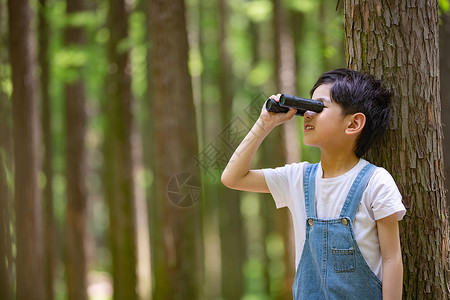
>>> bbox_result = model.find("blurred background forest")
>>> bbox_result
[1,0,450,299]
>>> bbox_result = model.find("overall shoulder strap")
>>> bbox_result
[303,163,319,218]
[339,163,377,221]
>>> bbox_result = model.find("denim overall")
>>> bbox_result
[293,163,382,300]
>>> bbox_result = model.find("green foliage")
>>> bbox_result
[229,0,253,78]
[54,46,88,82]
[244,0,273,23]
[45,0,66,29]
[246,61,272,86]
[129,10,147,100]
[286,0,318,13]
[441,0,449,13]
[0,64,11,98]
[0,149,13,189]
[66,11,98,28]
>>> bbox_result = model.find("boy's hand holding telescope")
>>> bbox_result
[260,93,324,129]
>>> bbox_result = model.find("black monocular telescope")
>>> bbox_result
[265,94,324,116]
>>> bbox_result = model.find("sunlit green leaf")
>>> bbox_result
[117,38,132,54]
[440,0,449,13]
[246,61,272,86]
[66,11,98,28]
[324,46,337,59]
[55,47,87,68]
[96,27,110,44]
[286,0,318,13]
[244,0,273,23]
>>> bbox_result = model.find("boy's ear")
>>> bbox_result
[345,112,366,136]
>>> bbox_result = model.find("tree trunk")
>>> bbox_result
[104,0,138,298]
[148,0,204,298]
[0,86,12,300]
[441,9,450,213]
[142,0,156,296]
[7,0,45,299]
[0,1,13,297]
[63,0,88,299]
[344,1,449,298]
[246,12,273,298]
[38,0,56,299]
[195,1,222,299]
[273,0,297,298]
[217,0,245,299]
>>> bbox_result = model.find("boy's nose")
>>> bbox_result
[304,110,315,120]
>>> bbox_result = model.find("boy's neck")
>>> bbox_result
[320,151,360,178]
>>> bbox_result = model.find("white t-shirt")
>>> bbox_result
[263,158,406,280]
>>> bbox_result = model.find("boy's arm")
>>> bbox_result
[377,213,403,300]
[221,94,296,193]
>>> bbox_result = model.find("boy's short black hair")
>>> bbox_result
[310,68,392,158]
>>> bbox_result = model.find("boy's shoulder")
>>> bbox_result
[369,165,399,187]
[354,160,398,187]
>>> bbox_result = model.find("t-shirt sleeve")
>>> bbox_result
[367,168,406,221]
[263,163,304,209]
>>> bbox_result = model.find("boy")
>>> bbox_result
[221,68,405,299]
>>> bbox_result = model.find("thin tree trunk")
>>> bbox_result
[38,0,56,299]
[63,0,88,299]
[217,0,245,299]
[247,14,273,298]
[0,0,12,296]
[344,1,449,298]
[0,95,12,300]
[273,0,300,164]
[291,9,305,97]
[7,0,45,299]
[195,1,223,299]
[104,0,138,298]
[273,0,297,298]
[131,6,152,297]
[142,0,155,296]
[148,0,204,298]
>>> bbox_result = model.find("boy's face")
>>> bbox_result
[303,83,353,151]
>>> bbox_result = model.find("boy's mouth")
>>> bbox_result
[304,124,314,131]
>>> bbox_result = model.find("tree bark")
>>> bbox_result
[142,0,156,296]
[195,1,222,299]
[217,0,245,299]
[344,1,449,298]
[7,0,45,299]
[63,0,88,299]
[38,0,56,299]
[104,0,138,298]
[0,90,12,300]
[441,8,450,213]
[0,0,12,297]
[273,0,297,297]
[148,0,204,298]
